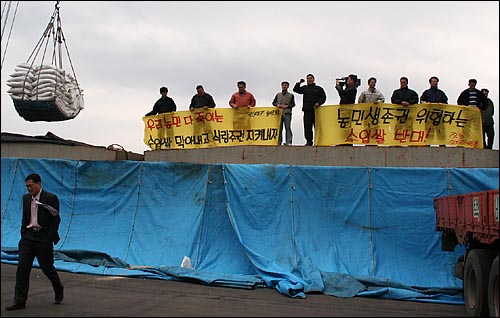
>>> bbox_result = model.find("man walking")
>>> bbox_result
[6,173,64,311]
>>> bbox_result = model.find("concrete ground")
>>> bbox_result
[1,263,466,317]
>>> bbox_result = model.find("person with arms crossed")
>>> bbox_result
[293,74,327,146]
[272,81,296,146]
[420,76,448,103]
[391,76,419,106]
[6,173,64,311]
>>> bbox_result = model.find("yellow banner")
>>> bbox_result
[143,107,282,150]
[315,103,483,148]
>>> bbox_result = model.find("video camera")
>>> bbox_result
[336,76,361,87]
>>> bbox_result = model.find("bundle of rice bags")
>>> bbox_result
[7,63,84,119]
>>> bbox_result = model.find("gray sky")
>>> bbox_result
[1,1,499,153]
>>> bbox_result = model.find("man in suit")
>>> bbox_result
[6,173,64,311]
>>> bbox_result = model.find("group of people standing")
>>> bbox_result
[145,75,495,149]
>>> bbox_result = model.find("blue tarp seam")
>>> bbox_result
[367,167,375,276]
[57,160,78,249]
[1,158,18,220]
[289,164,298,267]
[193,164,211,269]
[124,162,144,263]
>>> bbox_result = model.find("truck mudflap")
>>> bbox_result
[454,255,464,280]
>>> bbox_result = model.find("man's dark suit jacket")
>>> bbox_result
[21,190,61,244]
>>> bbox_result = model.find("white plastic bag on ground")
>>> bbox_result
[180,256,192,269]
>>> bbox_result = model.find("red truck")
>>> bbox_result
[434,189,499,317]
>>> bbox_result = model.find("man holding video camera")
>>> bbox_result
[335,74,359,104]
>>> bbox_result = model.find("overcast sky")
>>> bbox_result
[1,1,499,153]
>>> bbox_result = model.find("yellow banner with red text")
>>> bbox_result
[315,103,482,148]
[143,107,282,150]
[143,103,483,150]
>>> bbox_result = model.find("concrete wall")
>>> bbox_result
[3,142,498,167]
[144,145,499,168]
[1,143,144,161]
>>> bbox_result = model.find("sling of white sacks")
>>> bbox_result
[6,63,84,118]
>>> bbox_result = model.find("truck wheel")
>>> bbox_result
[464,249,494,317]
[488,255,499,317]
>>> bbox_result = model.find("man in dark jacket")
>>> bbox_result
[480,88,495,149]
[6,173,64,311]
[335,74,358,105]
[420,76,448,104]
[457,79,487,110]
[293,74,327,146]
[189,85,216,110]
[145,86,177,116]
[391,77,419,106]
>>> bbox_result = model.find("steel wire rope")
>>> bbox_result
[59,27,81,94]
[1,1,18,71]
[23,9,57,100]
[1,1,10,22]
[31,28,55,101]
[1,0,12,40]
[52,2,82,95]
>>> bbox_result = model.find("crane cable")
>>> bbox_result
[24,1,81,94]
[1,1,19,71]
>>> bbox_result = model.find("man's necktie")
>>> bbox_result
[30,197,38,227]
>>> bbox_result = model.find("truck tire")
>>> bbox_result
[464,249,494,317]
[488,255,499,317]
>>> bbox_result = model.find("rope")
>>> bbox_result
[1,1,9,21]
[1,0,12,40]
[1,1,19,71]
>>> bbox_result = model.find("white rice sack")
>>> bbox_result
[16,62,32,68]
[77,93,85,110]
[36,64,58,71]
[33,73,64,83]
[7,77,33,85]
[7,87,31,95]
[32,78,57,86]
[9,70,34,77]
[6,81,33,89]
[37,68,64,75]
[10,94,30,101]
[15,66,36,73]
[15,63,36,70]
[31,95,55,101]
[55,96,74,116]
[32,82,56,90]
[33,91,56,98]
[35,70,66,81]
[32,86,57,95]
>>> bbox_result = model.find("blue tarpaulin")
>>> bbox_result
[2,157,498,305]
